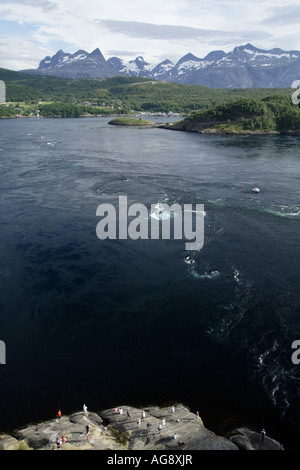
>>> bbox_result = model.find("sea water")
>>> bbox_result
[0,117,299,447]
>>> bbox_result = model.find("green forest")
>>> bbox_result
[170,95,300,133]
[0,68,299,133]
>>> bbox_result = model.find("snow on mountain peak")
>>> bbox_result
[31,43,300,87]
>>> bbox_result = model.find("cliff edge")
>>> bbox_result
[0,404,283,451]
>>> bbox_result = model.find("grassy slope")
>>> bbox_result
[108,117,155,126]
[0,68,292,114]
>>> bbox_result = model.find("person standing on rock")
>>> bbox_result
[261,428,266,441]
[171,405,175,414]
[158,423,162,434]
[83,404,88,415]
[57,410,62,420]
[141,410,146,421]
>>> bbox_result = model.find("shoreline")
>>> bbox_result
[2,114,300,135]
[158,123,300,136]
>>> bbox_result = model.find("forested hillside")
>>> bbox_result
[0,68,293,118]
[169,96,300,133]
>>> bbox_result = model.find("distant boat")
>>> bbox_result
[252,187,260,193]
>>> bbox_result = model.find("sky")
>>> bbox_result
[1,0,300,70]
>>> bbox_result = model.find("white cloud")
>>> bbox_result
[0,0,300,70]
[262,3,300,26]
[0,37,52,70]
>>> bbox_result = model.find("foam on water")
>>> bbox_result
[149,202,173,221]
[190,268,220,280]
[263,206,300,219]
[202,267,255,346]
[183,255,196,265]
[183,254,220,280]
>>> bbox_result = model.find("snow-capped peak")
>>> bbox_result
[31,43,300,87]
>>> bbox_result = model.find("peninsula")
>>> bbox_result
[163,96,300,135]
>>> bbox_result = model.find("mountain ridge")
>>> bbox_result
[21,43,300,88]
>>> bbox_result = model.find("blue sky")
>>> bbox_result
[1,0,300,70]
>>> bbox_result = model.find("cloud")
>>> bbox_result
[261,3,300,27]
[0,0,56,12]
[106,50,146,58]
[99,19,270,42]
[99,20,225,41]
[0,0,300,70]
[0,37,52,70]
[96,19,272,63]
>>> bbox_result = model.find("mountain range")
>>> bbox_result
[21,43,300,88]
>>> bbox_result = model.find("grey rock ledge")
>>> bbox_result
[0,404,283,450]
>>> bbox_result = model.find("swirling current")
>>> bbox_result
[0,116,299,448]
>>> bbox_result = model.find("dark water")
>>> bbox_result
[0,117,299,448]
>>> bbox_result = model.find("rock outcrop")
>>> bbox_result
[228,427,284,451]
[0,404,283,451]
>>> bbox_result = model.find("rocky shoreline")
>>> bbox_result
[158,123,300,136]
[0,404,283,451]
